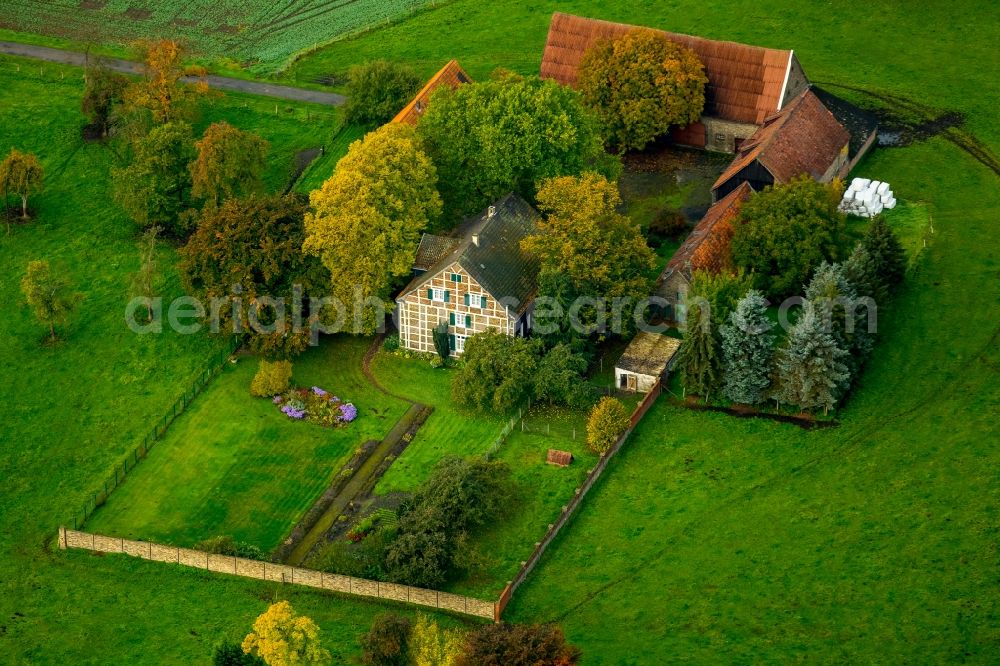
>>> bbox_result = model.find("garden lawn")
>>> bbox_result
[447,405,599,599]
[87,336,408,552]
[370,351,505,493]
[0,55,438,663]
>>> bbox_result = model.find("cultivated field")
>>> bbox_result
[0,0,438,72]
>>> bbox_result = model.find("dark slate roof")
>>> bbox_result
[399,193,541,313]
[413,233,460,271]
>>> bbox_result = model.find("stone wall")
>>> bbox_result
[397,262,516,355]
[58,528,496,621]
[702,116,760,153]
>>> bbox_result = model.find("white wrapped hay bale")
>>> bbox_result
[869,181,882,192]
[851,177,870,190]
[877,182,890,195]
[884,198,897,210]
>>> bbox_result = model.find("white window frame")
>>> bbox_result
[431,287,446,302]
[471,293,487,308]
[454,334,467,353]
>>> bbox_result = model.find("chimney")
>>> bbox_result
[487,205,496,218]
[471,233,480,247]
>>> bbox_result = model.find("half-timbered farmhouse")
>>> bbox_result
[396,194,540,356]
[392,59,472,126]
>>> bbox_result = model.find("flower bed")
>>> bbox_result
[273,386,358,427]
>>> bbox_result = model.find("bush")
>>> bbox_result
[457,623,581,666]
[250,359,292,397]
[345,60,422,127]
[648,209,688,244]
[383,333,400,352]
[586,397,630,454]
[196,535,265,560]
[213,640,266,666]
[361,613,412,666]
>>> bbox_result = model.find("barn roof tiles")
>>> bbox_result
[712,89,851,192]
[392,59,472,126]
[540,12,801,124]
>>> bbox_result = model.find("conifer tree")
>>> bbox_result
[771,302,850,414]
[805,261,864,383]
[843,242,885,303]
[720,290,774,405]
[679,300,720,399]
[863,215,907,294]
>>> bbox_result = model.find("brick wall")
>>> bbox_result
[397,262,516,355]
[58,528,496,621]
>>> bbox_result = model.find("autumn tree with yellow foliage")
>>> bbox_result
[410,615,464,666]
[523,173,655,322]
[241,601,331,666]
[124,39,209,125]
[303,123,442,335]
[578,29,707,152]
[190,121,269,207]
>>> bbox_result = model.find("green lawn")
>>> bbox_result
[369,351,506,493]
[0,55,443,663]
[86,337,408,552]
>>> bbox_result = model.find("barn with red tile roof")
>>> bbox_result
[392,60,472,126]
[539,12,810,153]
[712,89,851,200]
[655,182,753,325]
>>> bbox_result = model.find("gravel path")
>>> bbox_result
[0,41,346,107]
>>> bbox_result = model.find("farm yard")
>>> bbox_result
[0,0,997,664]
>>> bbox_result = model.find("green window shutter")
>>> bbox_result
[449,312,456,325]
[444,290,450,303]
[464,293,470,306]
[449,334,455,350]
[481,296,488,309]
[465,315,471,328]
[427,288,433,299]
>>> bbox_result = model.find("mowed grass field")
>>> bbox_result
[0,56,456,663]
[87,337,409,552]
[0,0,997,663]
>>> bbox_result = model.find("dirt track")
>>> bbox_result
[0,40,346,107]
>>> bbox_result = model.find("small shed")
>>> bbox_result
[546,449,574,467]
[615,332,683,393]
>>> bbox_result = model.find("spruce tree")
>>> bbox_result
[805,262,866,382]
[720,290,775,405]
[843,242,885,303]
[679,300,721,399]
[863,215,907,294]
[771,302,850,415]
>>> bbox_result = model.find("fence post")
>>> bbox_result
[58,526,67,550]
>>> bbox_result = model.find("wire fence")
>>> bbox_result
[70,338,240,530]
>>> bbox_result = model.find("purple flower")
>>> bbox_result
[281,404,306,420]
[339,403,358,423]
[311,386,328,397]
[272,395,284,404]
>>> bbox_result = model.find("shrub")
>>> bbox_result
[361,613,412,666]
[196,535,265,560]
[250,359,292,397]
[457,623,581,666]
[383,333,400,352]
[647,209,688,244]
[586,397,630,454]
[213,640,265,666]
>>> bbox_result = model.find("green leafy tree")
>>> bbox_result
[862,215,907,294]
[410,615,463,666]
[82,60,129,139]
[578,29,707,151]
[678,300,721,399]
[0,148,44,221]
[720,290,775,405]
[771,302,850,414]
[586,396,630,454]
[304,123,441,335]
[450,330,539,413]
[20,260,78,342]
[213,640,266,666]
[190,121,269,206]
[360,613,412,666]
[417,72,616,219]
[524,173,655,313]
[688,269,753,331]
[534,343,589,407]
[113,121,196,236]
[179,194,325,357]
[241,601,331,666]
[345,60,422,127]
[456,623,581,666]
[731,177,845,298]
